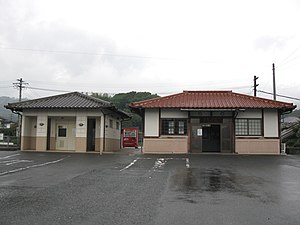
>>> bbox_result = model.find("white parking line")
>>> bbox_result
[120,157,190,172]
[0,154,20,160]
[120,158,139,171]
[0,157,68,176]
[0,159,33,166]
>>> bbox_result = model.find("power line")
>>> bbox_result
[278,45,300,67]
[27,86,69,93]
[0,46,176,61]
[257,90,300,101]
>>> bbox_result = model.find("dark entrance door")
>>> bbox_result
[87,118,96,151]
[202,125,220,152]
[191,125,202,153]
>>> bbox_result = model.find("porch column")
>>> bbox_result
[75,114,87,152]
[99,115,105,154]
[36,114,48,151]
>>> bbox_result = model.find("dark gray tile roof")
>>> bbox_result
[5,92,130,119]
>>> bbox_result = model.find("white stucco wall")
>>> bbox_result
[161,109,188,118]
[144,109,159,137]
[36,113,48,137]
[22,116,37,136]
[264,109,279,137]
[24,110,105,139]
[76,113,88,138]
[236,109,262,118]
[105,115,121,140]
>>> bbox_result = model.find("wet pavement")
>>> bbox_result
[0,151,300,225]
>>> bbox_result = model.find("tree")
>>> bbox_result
[91,91,159,129]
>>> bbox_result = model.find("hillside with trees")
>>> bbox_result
[0,96,18,122]
[91,91,159,129]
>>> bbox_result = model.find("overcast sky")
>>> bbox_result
[0,0,300,106]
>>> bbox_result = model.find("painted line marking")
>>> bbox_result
[186,158,190,168]
[0,157,69,176]
[138,157,187,160]
[120,158,139,171]
[0,159,33,166]
[0,154,20,160]
[120,157,189,172]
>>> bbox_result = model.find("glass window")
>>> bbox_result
[235,119,248,136]
[235,119,262,136]
[178,121,185,134]
[116,122,120,130]
[109,119,113,128]
[248,119,262,135]
[161,119,187,135]
[58,126,67,137]
[168,121,175,134]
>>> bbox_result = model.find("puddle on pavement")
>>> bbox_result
[171,168,270,203]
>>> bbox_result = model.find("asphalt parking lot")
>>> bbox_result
[0,151,300,225]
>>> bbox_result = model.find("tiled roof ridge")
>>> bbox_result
[8,91,79,106]
[76,92,112,106]
[230,91,294,107]
[183,90,232,93]
[130,90,295,110]
[7,91,112,107]
[130,92,183,106]
[131,91,232,107]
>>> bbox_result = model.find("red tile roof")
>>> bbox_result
[130,91,296,111]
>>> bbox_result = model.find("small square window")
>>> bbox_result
[58,126,67,137]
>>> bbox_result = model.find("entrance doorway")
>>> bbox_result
[202,125,220,152]
[191,124,221,153]
[87,118,96,151]
[56,123,76,150]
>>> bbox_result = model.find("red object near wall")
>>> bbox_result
[122,127,138,148]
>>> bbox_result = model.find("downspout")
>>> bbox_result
[100,109,107,155]
[12,110,23,150]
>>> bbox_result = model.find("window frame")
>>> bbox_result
[235,118,262,136]
[160,118,187,136]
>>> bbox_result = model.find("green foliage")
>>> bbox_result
[287,139,300,147]
[90,92,112,102]
[0,124,17,136]
[296,127,300,137]
[91,91,159,129]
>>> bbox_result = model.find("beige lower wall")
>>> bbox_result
[95,138,101,152]
[104,138,120,152]
[143,137,188,154]
[235,138,280,154]
[76,137,87,152]
[21,136,36,150]
[49,137,56,150]
[36,137,47,151]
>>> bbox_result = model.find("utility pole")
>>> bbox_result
[13,78,28,148]
[13,78,28,102]
[272,63,276,100]
[253,75,259,97]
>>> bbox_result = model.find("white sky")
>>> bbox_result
[0,0,300,106]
